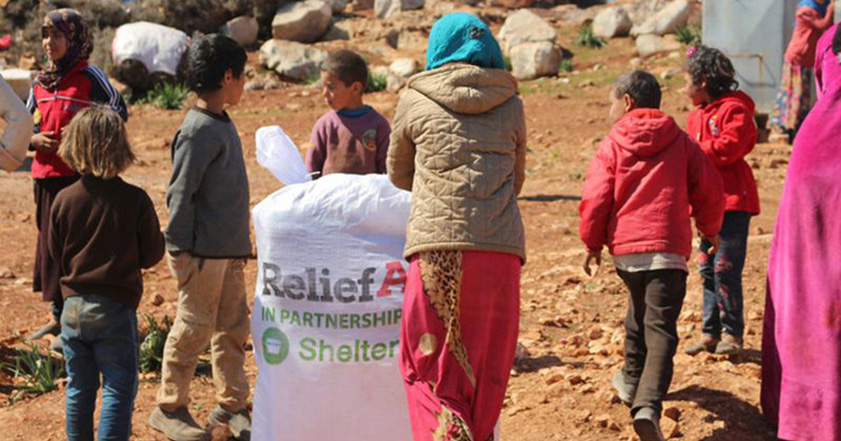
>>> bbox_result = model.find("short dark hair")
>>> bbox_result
[323,50,368,89]
[187,34,247,93]
[613,70,662,109]
[687,46,739,100]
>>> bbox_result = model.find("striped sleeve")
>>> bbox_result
[85,66,129,121]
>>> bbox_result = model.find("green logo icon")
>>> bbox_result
[262,327,290,366]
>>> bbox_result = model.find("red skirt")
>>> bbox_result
[400,250,520,441]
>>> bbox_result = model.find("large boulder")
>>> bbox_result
[635,34,681,57]
[592,7,633,39]
[498,9,557,53]
[386,58,420,91]
[322,20,352,41]
[374,0,424,19]
[0,69,35,102]
[222,16,259,47]
[323,0,348,14]
[260,39,328,81]
[631,0,691,36]
[510,41,561,80]
[272,0,333,43]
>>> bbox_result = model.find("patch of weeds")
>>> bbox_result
[365,71,388,93]
[139,313,171,374]
[0,343,65,402]
[305,72,322,87]
[504,55,513,72]
[573,24,606,49]
[675,26,701,46]
[145,82,191,110]
[559,59,574,73]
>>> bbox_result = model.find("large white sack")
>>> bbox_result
[251,173,413,441]
[111,22,189,76]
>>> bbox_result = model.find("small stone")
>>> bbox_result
[588,325,603,340]
[151,294,165,307]
[595,414,611,428]
[663,407,681,422]
[567,375,585,385]
[0,266,15,279]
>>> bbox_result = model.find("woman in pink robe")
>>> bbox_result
[761,23,841,441]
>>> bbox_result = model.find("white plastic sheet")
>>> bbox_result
[256,126,312,186]
[111,22,189,76]
[251,157,413,440]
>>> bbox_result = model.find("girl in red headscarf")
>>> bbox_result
[25,9,128,351]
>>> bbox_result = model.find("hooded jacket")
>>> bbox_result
[687,91,760,214]
[387,63,527,262]
[580,109,725,258]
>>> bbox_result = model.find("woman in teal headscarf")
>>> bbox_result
[388,13,527,441]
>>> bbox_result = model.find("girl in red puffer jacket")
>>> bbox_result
[684,46,759,357]
[25,9,128,352]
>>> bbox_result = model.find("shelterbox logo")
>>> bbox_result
[262,327,290,366]
[260,261,408,302]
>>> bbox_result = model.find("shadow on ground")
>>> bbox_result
[668,385,776,441]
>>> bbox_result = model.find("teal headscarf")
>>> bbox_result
[426,13,505,71]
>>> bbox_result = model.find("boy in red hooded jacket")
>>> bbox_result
[580,70,725,441]
[683,46,760,356]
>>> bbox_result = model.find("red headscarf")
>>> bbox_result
[36,9,92,90]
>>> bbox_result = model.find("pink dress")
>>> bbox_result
[814,23,841,100]
[761,26,841,439]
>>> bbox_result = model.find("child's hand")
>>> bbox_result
[583,249,602,277]
[702,234,721,256]
[31,132,58,154]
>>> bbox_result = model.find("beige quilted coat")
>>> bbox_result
[387,63,527,262]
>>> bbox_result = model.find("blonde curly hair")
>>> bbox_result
[59,105,134,179]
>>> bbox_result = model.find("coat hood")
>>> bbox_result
[609,108,681,157]
[408,63,517,115]
[702,91,756,115]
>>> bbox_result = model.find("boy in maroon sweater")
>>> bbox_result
[49,105,164,440]
[579,70,724,441]
[306,50,391,177]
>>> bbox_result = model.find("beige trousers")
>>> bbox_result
[156,255,250,412]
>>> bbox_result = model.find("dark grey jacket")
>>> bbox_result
[165,107,252,258]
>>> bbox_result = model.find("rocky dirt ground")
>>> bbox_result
[0,7,786,441]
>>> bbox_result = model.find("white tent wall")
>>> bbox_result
[703,0,799,115]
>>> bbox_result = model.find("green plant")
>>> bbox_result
[573,24,606,49]
[675,26,702,46]
[365,71,388,93]
[305,72,322,86]
[559,59,574,73]
[139,313,172,374]
[504,55,513,72]
[146,82,190,110]
[0,343,65,401]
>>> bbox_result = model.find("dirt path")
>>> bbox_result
[0,32,788,441]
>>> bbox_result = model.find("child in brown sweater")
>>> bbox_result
[49,104,164,440]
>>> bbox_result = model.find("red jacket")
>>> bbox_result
[686,91,760,214]
[27,60,128,179]
[579,109,725,258]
